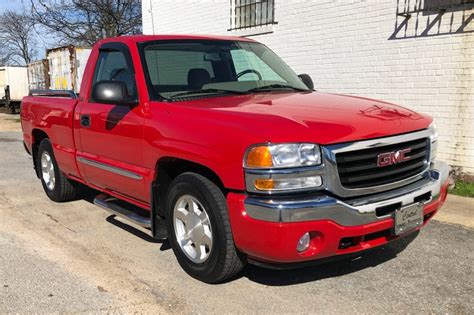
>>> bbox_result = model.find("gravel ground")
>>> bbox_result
[0,115,473,314]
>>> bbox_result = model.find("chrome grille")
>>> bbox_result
[336,138,430,189]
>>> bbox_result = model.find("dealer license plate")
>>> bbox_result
[393,203,424,236]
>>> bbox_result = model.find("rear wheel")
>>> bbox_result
[36,139,78,202]
[166,172,246,283]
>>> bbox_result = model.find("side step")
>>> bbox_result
[93,194,152,228]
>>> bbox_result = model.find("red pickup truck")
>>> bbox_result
[21,35,449,283]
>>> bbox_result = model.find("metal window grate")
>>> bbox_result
[229,0,276,31]
[397,0,474,18]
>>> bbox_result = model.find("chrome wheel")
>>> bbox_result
[173,195,213,264]
[41,152,55,191]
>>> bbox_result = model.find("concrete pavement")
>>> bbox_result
[435,194,474,229]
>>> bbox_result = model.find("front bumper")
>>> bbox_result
[227,161,450,264]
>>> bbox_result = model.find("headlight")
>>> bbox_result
[244,143,321,169]
[244,143,324,194]
[428,122,438,161]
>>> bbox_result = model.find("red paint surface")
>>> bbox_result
[227,180,449,263]
[20,35,444,263]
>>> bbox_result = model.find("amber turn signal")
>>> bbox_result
[254,179,275,190]
[245,146,273,168]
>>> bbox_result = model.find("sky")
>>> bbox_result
[0,0,54,59]
[0,0,23,13]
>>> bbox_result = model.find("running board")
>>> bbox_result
[93,194,152,228]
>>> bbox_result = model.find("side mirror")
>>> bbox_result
[91,81,137,106]
[298,74,314,90]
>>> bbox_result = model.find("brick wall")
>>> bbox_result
[142,0,474,176]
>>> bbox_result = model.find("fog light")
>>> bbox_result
[297,232,311,252]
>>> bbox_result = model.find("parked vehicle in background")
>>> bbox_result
[28,60,50,91]
[0,66,29,113]
[20,35,450,283]
[46,45,91,93]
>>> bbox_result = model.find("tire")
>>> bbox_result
[36,139,78,202]
[166,172,246,283]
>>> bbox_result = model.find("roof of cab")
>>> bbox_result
[97,34,257,46]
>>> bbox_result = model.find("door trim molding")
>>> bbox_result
[77,157,143,180]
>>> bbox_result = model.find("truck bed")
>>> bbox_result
[21,94,81,179]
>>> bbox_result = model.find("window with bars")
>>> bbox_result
[230,0,276,30]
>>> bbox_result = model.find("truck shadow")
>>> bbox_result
[241,232,419,286]
[80,188,170,250]
[105,216,162,243]
[105,215,172,251]
[80,188,419,285]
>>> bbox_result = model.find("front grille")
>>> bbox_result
[336,138,429,189]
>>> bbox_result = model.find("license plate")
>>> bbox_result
[393,203,424,235]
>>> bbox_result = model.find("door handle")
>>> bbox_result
[80,115,91,128]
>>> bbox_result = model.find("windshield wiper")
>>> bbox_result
[247,84,309,93]
[169,88,246,99]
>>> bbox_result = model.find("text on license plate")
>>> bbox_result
[394,203,424,235]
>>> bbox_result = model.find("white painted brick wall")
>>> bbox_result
[142,0,474,175]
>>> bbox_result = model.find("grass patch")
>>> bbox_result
[449,181,474,198]
[5,117,21,123]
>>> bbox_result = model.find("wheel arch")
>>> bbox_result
[152,156,226,219]
[31,129,50,178]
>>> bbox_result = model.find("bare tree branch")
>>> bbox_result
[0,46,14,66]
[0,11,38,65]
[31,0,142,46]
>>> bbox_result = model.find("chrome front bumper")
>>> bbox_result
[244,160,450,226]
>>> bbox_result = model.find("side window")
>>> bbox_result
[92,49,136,100]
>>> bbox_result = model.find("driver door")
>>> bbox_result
[76,43,148,202]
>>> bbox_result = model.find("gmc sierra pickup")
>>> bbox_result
[21,35,449,283]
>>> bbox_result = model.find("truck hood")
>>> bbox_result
[176,91,432,145]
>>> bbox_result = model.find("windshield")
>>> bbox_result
[140,40,310,100]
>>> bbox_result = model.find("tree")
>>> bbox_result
[31,0,142,46]
[0,46,13,66]
[0,11,38,65]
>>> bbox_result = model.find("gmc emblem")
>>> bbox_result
[377,148,411,167]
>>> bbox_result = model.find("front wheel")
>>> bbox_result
[166,173,246,283]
